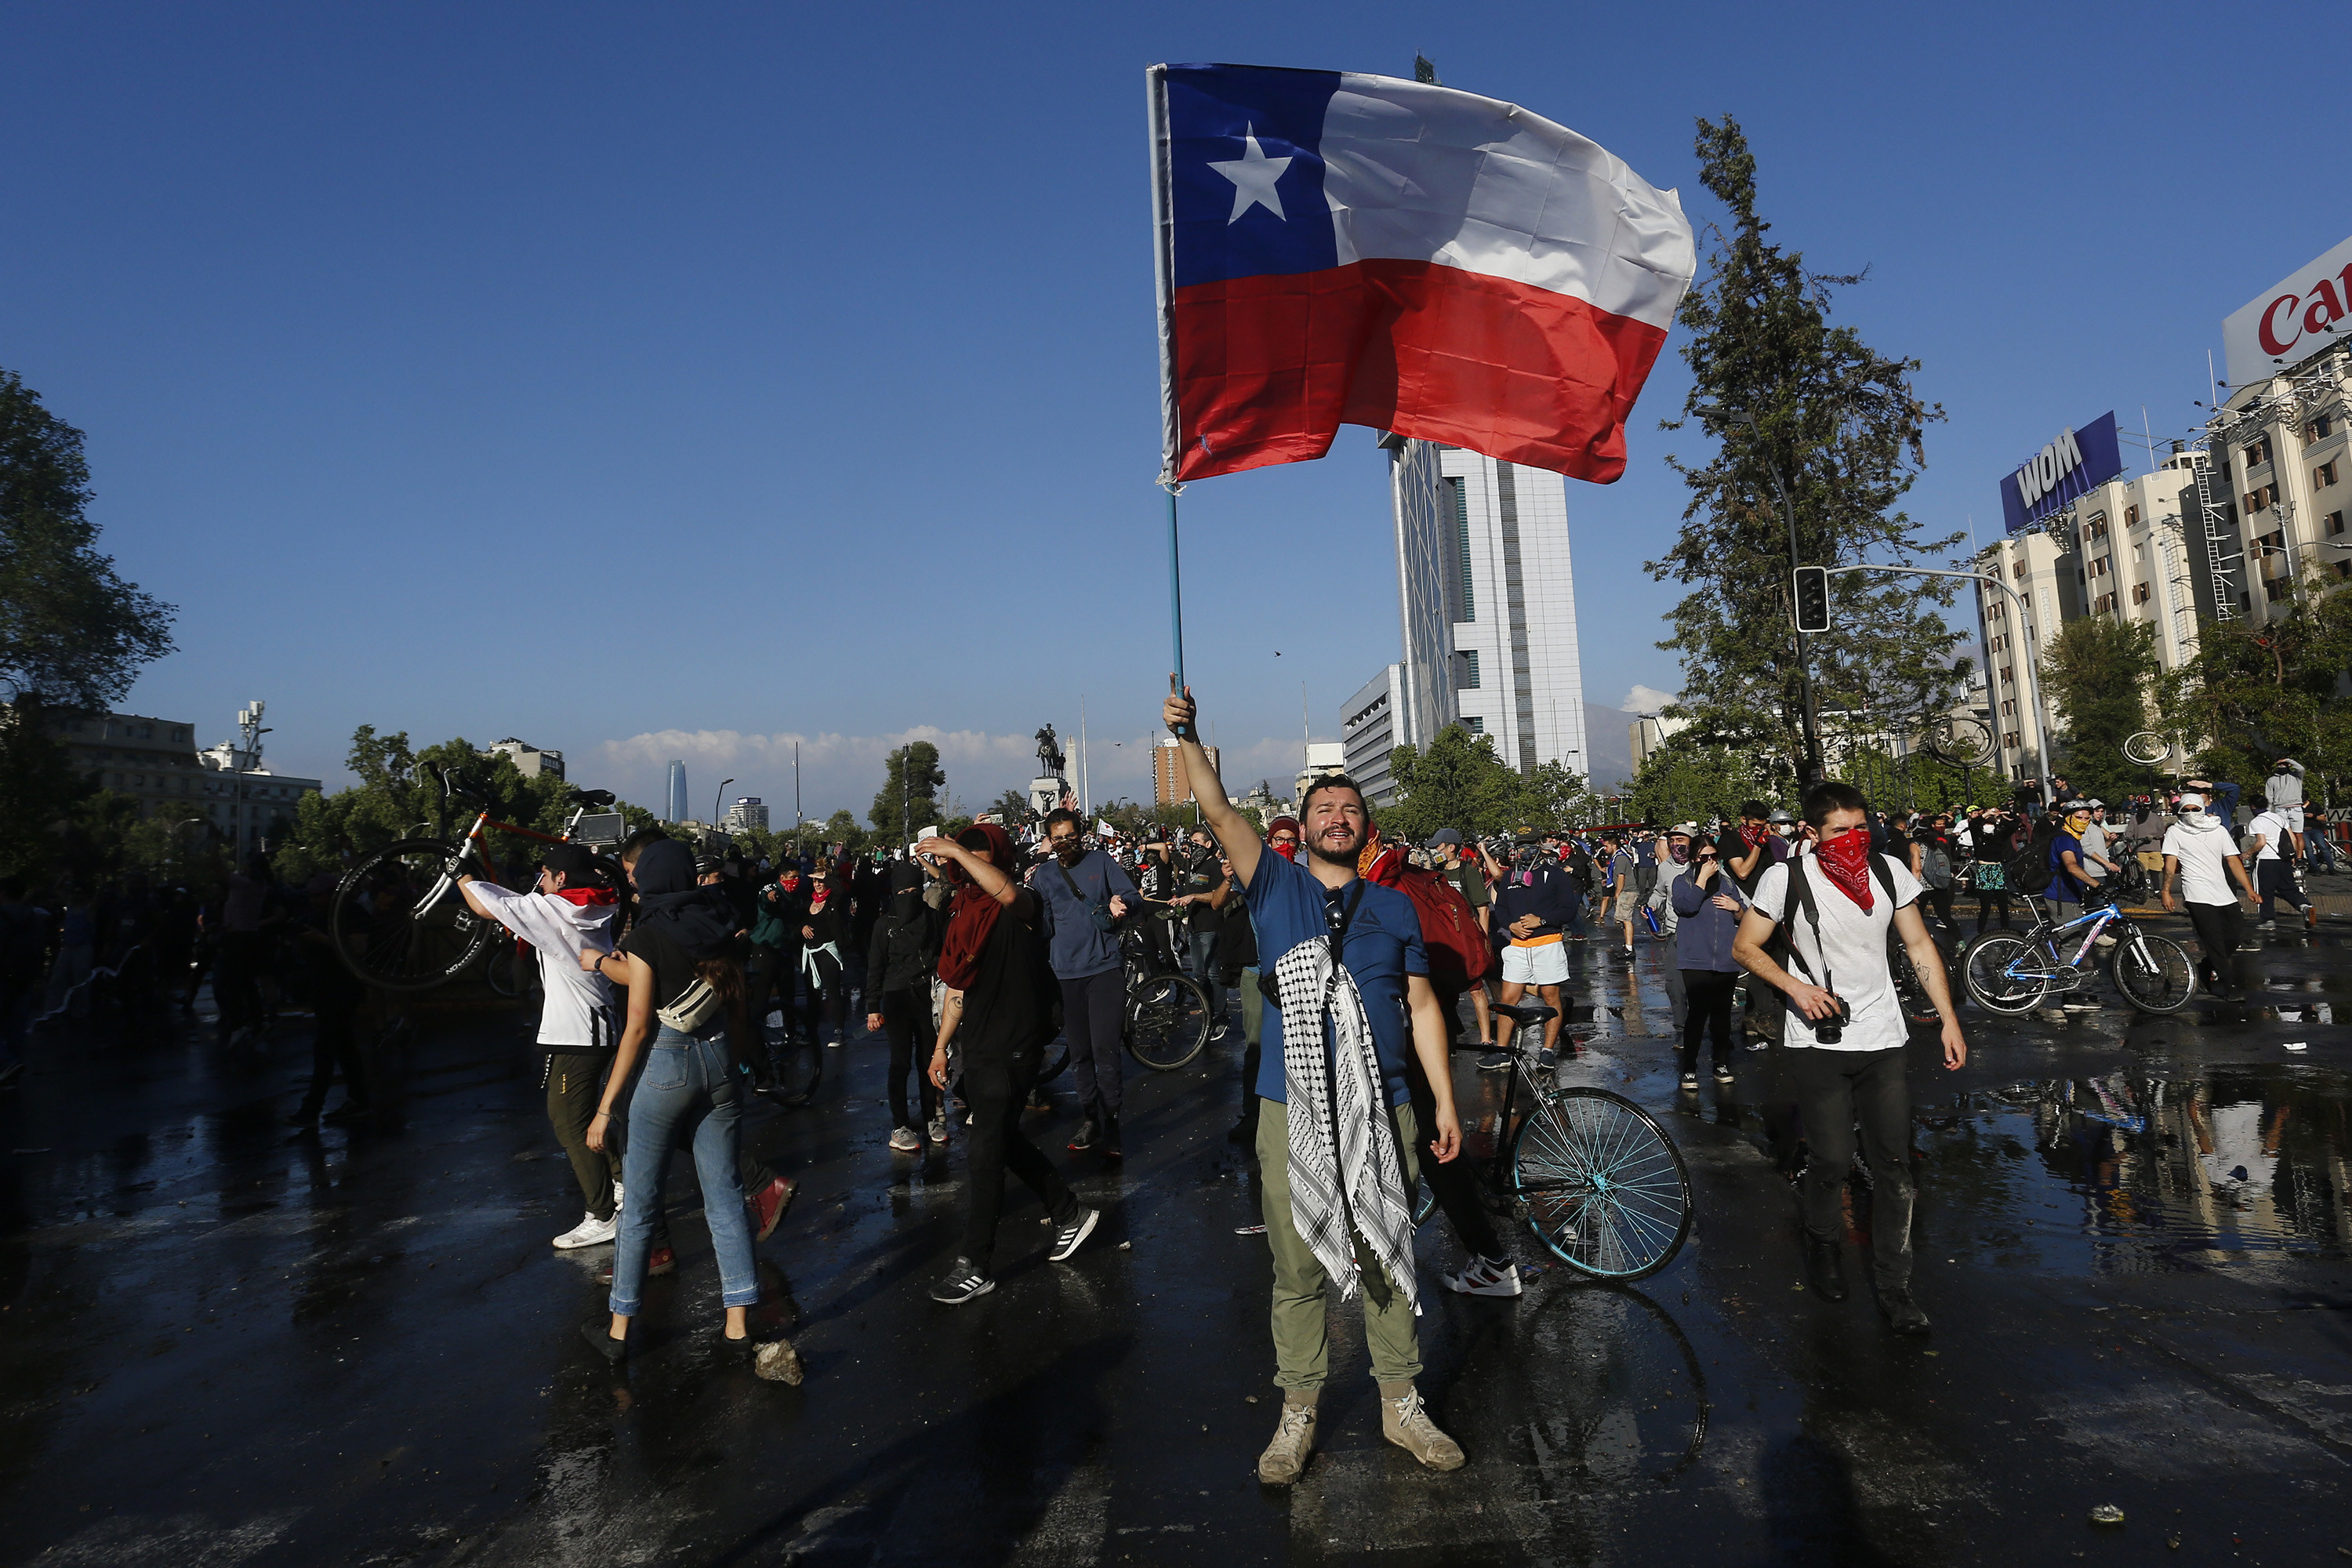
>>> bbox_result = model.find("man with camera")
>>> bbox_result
[1730,782,1966,1336]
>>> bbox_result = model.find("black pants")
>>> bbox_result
[1679,970,1737,1076]
[546,1051,618,1220]
[1974,887,2013,935]
[2256,860,2306,919]
[1923,887,1956,928]
[296,990,368,1115]
[800,949,844,1041]
[1406,1059,1504,1261]
[1060,969,1125,1122]
[2183,901,2245,993]
[881,986,940,1130]
[1787,1046,1915,1290]
[216,931,267,1036]
[960,1045,1080,1272]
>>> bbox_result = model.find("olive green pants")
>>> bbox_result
[1256,1097,1422,1390]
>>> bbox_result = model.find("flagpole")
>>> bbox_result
[1162,478,1186,692]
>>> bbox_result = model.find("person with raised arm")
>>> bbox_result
[1162,678,1465,1485]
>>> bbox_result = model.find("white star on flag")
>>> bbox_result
[1207,125,1291,224]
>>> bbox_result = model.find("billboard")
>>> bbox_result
[2000,412,2122,535]
[2223,234,2352,390]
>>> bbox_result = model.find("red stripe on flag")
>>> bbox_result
[1169,260,1670,483]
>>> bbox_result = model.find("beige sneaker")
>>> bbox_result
[1257,1400,1316,1484]
[1381,1386,1465,1471]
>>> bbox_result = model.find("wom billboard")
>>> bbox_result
[2223,233,2352,389]
[2000,412,2122,535]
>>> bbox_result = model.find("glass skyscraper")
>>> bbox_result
[665,759,688,824]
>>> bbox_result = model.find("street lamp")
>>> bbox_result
[715,778,735,829]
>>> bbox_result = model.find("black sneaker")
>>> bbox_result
[1067,1118,1099,1152]
[930,1259,996,1305]
[1476,1051,1512,1072]
[1536,1048,1559,1073]
[1049,1206,1101,1261]
[1877,1287,1930,1336]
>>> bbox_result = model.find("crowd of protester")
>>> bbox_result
[10,726,2344,1480]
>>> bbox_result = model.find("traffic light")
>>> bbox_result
[1792,565,1831,634]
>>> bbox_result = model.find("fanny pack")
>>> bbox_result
[1057,858,1119,934]
[656,976,725,1036]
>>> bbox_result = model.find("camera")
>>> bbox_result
[1812,994,1852,1044]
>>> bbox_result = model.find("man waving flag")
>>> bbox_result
[1148,64,1695,484]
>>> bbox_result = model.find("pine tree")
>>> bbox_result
[1647,118,1965,788]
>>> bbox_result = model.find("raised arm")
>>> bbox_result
[1162,678,1261,888]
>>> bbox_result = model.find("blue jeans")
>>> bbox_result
[611,1026,758,1316]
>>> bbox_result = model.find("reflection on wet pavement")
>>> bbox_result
[2,920,2348,1564]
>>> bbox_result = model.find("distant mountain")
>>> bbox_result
[1582,702,1636,792]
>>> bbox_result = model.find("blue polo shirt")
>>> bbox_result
[1243,850,1427,1108]
[1029,848,1137,980]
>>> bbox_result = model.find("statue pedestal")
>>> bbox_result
[1029,775,1069,818]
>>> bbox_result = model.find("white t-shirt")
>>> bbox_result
[2161,819,2243,906]
[1749,851,1925,1054]
[2245,811,2289,862]
[469,881,617,1050]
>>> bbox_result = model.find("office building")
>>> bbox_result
[1295,741,1346,808]
[723,797,768,834]
[53,711,208,823]
[1376,434,1590,778]
[665,760,688,824]
[1973,455,2203,781]
[483,737,564,780]
[1341,665,1406,806]
[1628,711,1690,773]
[1152,737,1221,807]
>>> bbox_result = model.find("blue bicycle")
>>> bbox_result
[1962,895,2197,1014]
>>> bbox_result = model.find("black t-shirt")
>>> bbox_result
[621,924,702,1011]
[1182,849,1225,935]
[961,902,1058,1061]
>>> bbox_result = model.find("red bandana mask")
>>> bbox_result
[1813,829,1875,912]
[552,886,617,908]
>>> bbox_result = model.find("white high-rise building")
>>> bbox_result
[722,797,768,834]
[1376,434,1589,779]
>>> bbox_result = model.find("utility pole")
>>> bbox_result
[1080,695,1090,815]
[793,742,800,827]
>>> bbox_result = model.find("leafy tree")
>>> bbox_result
[271,728,597,884]
[0,367,176,711]
[2173,579,2352,800]
[1385,727,1536,843]
[870,741,946,838]
[1625,733,1777,826]
[1647,118,1963,789]
[985,787,1035,826]
[2039,617,2162,802]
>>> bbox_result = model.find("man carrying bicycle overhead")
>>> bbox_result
[1163,678,1466,1486]
[1731,781,1965,1338]
[456,843,622,1250]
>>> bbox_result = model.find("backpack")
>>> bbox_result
[1392,865,1495,987]
[1921,842,1953,889]
[2002,818,2060,895]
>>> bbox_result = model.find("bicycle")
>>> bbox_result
[1119,915,1213,1070]
[1415,999,1693,1281]
[1962,893,2197,1015]
[332,769,618,992]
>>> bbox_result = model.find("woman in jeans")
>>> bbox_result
[1669,838,1748,1091]
[582,840,798,1381]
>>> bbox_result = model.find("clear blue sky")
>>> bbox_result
[4,1,2339,820]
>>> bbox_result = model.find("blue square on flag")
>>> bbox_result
[1164,65,1339,289]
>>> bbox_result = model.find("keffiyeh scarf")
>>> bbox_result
[1274,932,1420,1315]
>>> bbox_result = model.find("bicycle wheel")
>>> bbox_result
[1962,932,2048,1014]
[2110,931,2197,1014]
[769,1031,824,1107]
[1893,938,1949,1024]
[485,942,520,999]
[332,838,494,992]
[1512,1087,1693,1281]
[1125,973,1210,1070]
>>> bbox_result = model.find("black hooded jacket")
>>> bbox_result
[866,862,942,995]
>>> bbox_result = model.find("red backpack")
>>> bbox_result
[1359,837,1494,987]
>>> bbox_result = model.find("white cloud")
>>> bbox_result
[1619,684,1679,714]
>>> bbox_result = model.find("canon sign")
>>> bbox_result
[2223,233,2352,389]
[1999,412,2122,535]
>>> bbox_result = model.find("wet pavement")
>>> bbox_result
[4,918,2349,1566]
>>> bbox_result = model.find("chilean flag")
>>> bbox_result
[1149,64,1695,485]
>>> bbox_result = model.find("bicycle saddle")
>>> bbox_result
[569,788,615,808]
[1492,1000,1558,1029]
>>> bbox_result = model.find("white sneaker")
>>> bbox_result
[889,1125,922,1152]
[1441,1257,1523,1297]
[553,1210,616,1249]
[612,1181,624,1214]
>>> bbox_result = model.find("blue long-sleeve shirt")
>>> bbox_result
[1670,867,1748,972]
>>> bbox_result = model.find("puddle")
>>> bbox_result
[1926,1072,2352,1272]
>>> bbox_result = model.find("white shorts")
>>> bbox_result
[1501,940,1569,986]
[2284,807,2306,835]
